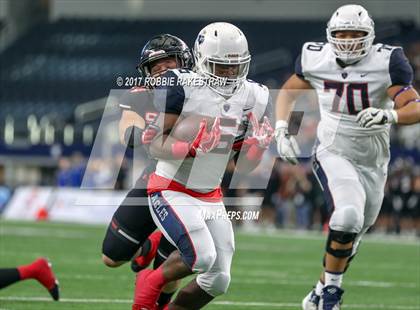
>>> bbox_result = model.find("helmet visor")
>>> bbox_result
[327,29,374,62]
[204,56,250,82]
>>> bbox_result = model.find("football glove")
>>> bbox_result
[356,107,398,128]
[244,113,274,148]
[275,120,301,165]
[189,117,221,157]
[171,117,221,158]
[240,113,274,160]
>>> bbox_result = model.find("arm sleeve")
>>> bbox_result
[153,71,185,115]
[389,48,414,86]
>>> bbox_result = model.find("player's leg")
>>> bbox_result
[303,150,366,310]
[168,279,213,310]
[102,187,157,267]
[343,164,387,264]
[0,258,59,300]
[170,203,235,309]
[145,235,180,309]
[133,191,217,309]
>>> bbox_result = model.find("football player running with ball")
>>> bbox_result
[275,4,419,310]
[133,22,273,309]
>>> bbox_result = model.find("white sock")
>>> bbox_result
[315,280,324,296]
[325,271,343,287]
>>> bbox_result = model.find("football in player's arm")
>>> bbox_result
[149,71,273,170]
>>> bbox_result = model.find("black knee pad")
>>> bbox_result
[102,187,157,262]
[325,228,357,258]
[102,218,141,262]
[153,237,177,269]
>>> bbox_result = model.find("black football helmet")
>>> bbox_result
[137,34,194,77]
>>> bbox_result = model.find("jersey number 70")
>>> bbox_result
[324,81,370,115]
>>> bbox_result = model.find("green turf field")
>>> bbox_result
[0,220,418,310]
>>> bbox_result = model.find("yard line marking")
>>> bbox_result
[0,296,418,309]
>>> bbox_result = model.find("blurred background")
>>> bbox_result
[0,0,419,236]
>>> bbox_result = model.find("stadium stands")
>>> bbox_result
[1,18,418,154]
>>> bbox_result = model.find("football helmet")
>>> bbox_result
[327,4,375,64]
[193,22,251,96]
[137,34,194,77]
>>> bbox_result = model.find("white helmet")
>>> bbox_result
[327,4,375,64]
[193,22,251,96]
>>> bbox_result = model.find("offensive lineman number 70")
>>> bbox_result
[324,81,370,115]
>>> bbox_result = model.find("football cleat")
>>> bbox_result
[320,285,344,310]
[32,258,60,301]
[131,231,162,272]
[132,269,161,310]
[302,288,320,310]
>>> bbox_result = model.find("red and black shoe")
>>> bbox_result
[131,231,163,272]
[19,258,60,301]
[132,269,162,310]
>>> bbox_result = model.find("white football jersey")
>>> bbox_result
[297,42,413,138]
[154,69,271,190]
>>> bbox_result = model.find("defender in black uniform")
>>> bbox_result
[101,34,194,309]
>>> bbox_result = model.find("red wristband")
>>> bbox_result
[171,141,191,159]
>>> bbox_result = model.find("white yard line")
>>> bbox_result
[0,296,418,309]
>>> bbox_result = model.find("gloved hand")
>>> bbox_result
[275,120,301,165]
[237,113,273,160]
[189,117,221,157]
[171,117,221,158]
[356,107,398,128]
